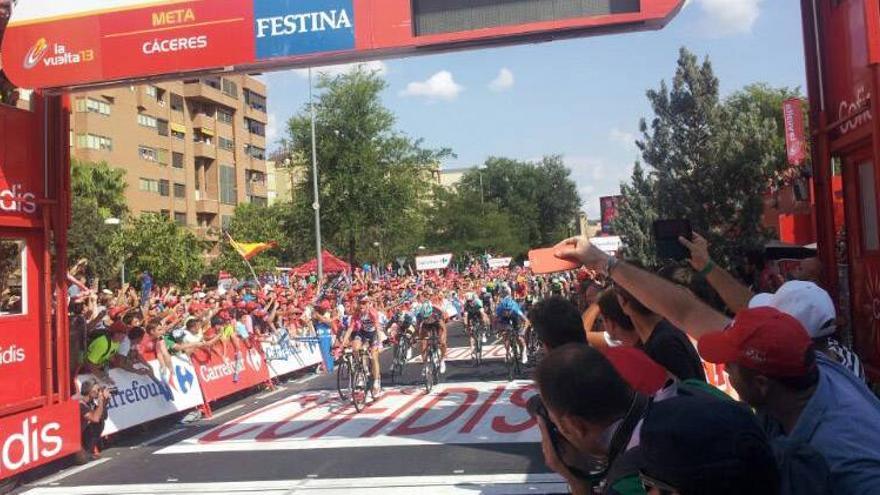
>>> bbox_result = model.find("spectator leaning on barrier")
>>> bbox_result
[554,235,880,494]
[77,378,110,464]
[83,322,129,386]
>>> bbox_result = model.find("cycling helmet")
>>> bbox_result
[500,286,512,297]
[419,302,434,319]
[466,292,475,301]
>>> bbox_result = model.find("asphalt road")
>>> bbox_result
[15,322,566,495]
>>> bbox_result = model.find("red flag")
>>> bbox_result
[783,98,806,166]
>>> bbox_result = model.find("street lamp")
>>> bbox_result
[372,241,383,268]
[104,217,124,286]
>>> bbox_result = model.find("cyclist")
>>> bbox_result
[463,292,490,352]
[479,287,493,316]
[549,276,564,297]
[388,301,417,360]
[495,286,529,364]
[417,296,448,374]
[340,294,382,395]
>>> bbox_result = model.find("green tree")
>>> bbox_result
[68,159,129,282]
[211,203,288,278]
[613,162,658,266]
[282,67,451,267]
[110,214,205,286]
[426,186,526,258]
[457,155,581,248]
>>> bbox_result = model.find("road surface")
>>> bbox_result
[16,322,565,495]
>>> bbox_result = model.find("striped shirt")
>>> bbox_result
[826,338,866,383]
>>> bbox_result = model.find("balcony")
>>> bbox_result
[183,81,237,108]
[244,104,267,124]
[195,198,220,214]
[192,113,216,130]
[246,180,267,197]
[193,141,215,159]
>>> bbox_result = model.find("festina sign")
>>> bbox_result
[254,0,355,60]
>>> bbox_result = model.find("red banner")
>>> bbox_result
[783,98,806,166]
[599,195,622,235]
[190,340,270,403]
[0,401,81,481]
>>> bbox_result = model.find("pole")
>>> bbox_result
[309,67,324,282]
[121,261,125,287]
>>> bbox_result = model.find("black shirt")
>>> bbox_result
[643,320,706,382]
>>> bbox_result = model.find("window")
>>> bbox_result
[217,108,234,124]
[221,215,233,230]
[139,145,158,162]
[249,196,268,207]
[159,180,170,197]
[218,136,234,151]
[145,86,158,98]
[245,144,266,160]
[0,239,26,316]
[221,79,238,99]
[137,114,158,128]
[174,212,187,225]
[172,128,185,140]
[172,152,184,169]
[157,149,169,165]
[173,182,186,198]
[77,134,113,151]
[194,131,213,145]
[220,165,237,205]
[160,209,170,218]
[244,89,267,113]
[859,161,879,251]
[245,118,265,137]
[75,97,111,116]
[170,93,184,112]
[157,119,169,137]
[139,178,159,193]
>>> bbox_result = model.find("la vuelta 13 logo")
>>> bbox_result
[22,37,95,70]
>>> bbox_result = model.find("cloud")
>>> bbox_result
[400,71,464,101]
[691,0,763,36]
[292,60,388,79]
[266,113,278,143]
[609,127,636,150]
[488,68,515,92]
[565,155,636,219]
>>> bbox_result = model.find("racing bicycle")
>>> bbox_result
[468,319,488,367]
[390,325,415,385]
[421,322,443,393]
[500,319,524,381]
[336,347,377,412]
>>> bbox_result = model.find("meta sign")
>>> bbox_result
[0,401,80,481]
[1,0,685,90]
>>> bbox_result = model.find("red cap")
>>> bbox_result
[698,307,814,378]
[109,321,129,334]
[108,306,128,319]
[319,300,331,311]
[601,347,668,395]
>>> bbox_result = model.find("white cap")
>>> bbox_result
[748,280,836,338]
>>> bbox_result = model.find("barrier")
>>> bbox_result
[76,355,204,436]
[261,336,323,378]
[190,340,272,404]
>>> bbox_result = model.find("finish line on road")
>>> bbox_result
[157,380,539,454]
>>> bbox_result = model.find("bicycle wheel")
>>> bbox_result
[336,359,352,401]
[432,346,442,384]
[352,368,368,412]
[474,325,483,367]
[390,343,401,385]
[513,341,523,378]
[423,355,435,393]
[505,335,515,382]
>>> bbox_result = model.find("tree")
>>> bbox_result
[110,214,205,286]
[282,67,451,267]
[68,159,129,282]
[426,186,526,258]
[613,162,658,266]
[457,155,581,249]
[620,47,787,267]
[211,203,288,278]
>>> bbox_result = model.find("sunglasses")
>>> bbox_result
[639,471,679,495]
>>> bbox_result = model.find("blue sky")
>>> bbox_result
[263,0,806,219]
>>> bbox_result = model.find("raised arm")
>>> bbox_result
[679,233,754,313]
[555,237,731,339]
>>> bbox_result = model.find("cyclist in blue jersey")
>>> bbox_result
[495,286,530,364]
[417,294,448,374]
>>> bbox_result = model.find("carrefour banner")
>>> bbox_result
[487,257,512,269]
[261,336,323,378]
[416,253,452,271]
[76,355,204,436]
[190,340,271,403]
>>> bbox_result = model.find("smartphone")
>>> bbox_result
[528,247,580,274]
[653,219,692,261]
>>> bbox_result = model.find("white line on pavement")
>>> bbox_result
[20,473,567,495]
[137,428,186,448]
[31,458,111,486]
[256,387,288,400]
[209,404,244,420]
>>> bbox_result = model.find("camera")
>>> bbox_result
[526,395,608,482]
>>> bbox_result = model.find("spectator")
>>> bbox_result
[529,296,585,350]
[553,237,877,492]
[615,285,706,382]
[636,394,780,495]
[596,288,640,348]
[76,379,109,464]
[110,326,153,377]
[82,323,129,385]
[533,344,650,495]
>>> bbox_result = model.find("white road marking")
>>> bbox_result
[20,473,567,494]
[30,458,110,486]
[209,404,244,420]
[256,387,288,400]
[135,428,185,448]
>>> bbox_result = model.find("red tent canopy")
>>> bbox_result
[292,250,351,275]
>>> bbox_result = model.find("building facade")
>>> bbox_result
[69,75,269,242]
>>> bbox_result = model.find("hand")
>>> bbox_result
[536,416,589,494]
[679,233,711,271]
[554,236,609,271]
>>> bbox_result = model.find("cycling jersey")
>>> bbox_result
[495,296,525,324]
[464,300,483,318]
[354,309,380,333]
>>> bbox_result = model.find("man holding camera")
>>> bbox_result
[77,379,110,464]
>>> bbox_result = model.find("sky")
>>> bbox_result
[263,0,806,219]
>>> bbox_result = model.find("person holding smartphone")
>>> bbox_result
[77,379,110,464]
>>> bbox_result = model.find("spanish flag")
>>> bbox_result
[229,238,277,261]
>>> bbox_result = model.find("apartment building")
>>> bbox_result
[69,75,269,242]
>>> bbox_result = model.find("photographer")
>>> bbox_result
[77,379,110,464]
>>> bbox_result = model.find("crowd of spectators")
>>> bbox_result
[526,235,880,494]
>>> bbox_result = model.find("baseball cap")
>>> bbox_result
[108,305,129,319]
[637,395,777,494]
[698,307,814,378]
[602,347,668,396]
[318,300,331,311]
[109,320,129,334]
[748,280,836,338]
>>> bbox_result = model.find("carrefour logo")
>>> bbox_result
[254,0,354,60]
[175,365,195,394]
[23,38,49,69]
